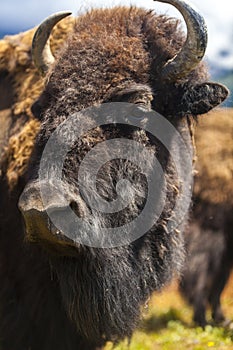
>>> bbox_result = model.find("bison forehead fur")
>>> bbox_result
[0,3,229,350]
[32,8,221,122]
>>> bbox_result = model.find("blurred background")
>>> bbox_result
[0,0,232,103]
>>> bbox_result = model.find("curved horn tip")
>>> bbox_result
[32,11,72,75]
[153,0,208,81]
[40,11,72,23]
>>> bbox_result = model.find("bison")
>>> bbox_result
[0,1,229,349]
[180,109,233,327]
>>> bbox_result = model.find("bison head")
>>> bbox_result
[18,0,229,345]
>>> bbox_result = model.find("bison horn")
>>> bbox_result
[155,0,208,81]
[32,11,72,75]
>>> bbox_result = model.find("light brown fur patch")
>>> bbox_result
[6,119,40,188]
[0,17,75,188]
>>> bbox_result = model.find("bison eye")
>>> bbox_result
[134,99,152,111]
[107,83,153,110]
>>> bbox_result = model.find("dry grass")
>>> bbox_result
[194,108,233,206]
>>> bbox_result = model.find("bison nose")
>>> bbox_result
[18,181,83,253]
[18,180,69,215]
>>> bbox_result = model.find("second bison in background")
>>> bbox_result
[180,109,233,327]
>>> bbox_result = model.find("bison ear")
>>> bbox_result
[182,82,230,116]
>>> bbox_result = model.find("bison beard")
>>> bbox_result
[56,250,151,343]
[55,230,183,343]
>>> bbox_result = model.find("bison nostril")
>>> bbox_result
[69,200,80,216]
[69,200,88,219]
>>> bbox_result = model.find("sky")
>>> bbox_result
[0,0,233,70]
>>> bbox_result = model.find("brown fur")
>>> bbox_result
[0,16,75,187]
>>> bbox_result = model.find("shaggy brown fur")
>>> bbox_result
[180,109,233,326]
[0,6,229,350]
[0,16,75,187]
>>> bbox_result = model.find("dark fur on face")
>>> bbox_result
[30,106,186,342]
